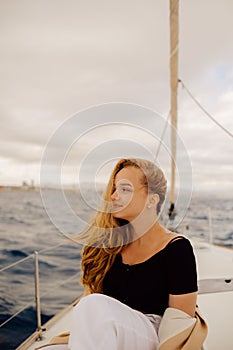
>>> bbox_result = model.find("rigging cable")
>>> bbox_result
[179,79,233,139]
[154,111,170,161]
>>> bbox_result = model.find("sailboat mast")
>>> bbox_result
[169,0,179,218]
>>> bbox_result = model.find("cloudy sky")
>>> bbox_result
[0,0,232,195]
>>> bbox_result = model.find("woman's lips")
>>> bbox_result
[112,203,123,209]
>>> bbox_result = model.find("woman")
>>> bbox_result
[69,158,199,350]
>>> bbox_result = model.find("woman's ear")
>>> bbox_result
[148,193,160,207]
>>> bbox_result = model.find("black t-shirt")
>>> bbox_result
[102,237,198,316]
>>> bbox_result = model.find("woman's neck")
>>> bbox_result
[121,223,174,265]
[129,210,164,241]
[131,221,168,246]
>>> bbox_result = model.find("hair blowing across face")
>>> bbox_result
[80,158,167,293]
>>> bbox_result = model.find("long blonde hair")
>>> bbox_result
[80,158,167,293]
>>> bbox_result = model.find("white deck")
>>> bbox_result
[18,241,233,350]
[17,304,73,350]
[194,242,233,349]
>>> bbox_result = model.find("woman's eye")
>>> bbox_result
[121,187,131,192]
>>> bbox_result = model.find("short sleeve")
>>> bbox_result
[167,238,198,295]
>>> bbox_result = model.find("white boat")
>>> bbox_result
[3,1,233,349]
[14,240,233,350]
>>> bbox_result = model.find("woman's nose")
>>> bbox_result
[111,190,119,200]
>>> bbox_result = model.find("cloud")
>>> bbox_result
[0,0,232,192]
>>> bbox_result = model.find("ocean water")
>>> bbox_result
[0,188,232,349]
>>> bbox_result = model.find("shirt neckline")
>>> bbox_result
[118,236,186,267]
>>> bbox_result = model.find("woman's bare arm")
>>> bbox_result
[168,291,197,317]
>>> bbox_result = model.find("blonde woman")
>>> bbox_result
[69,158,199,350]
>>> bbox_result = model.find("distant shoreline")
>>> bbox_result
[0,185,232,199]
[0,185,104,193]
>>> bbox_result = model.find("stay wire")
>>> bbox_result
[179,79,233,139]
[154,111,170,161]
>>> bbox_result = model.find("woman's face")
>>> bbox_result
[111,166,148,221]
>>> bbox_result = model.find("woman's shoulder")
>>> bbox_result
[165,234,193,250]
[164,235,195,262]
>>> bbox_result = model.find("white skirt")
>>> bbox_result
[68,293,161,350]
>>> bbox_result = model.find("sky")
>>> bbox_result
[0,0,233,196]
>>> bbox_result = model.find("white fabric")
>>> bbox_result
[158,307,196,346]
[36,345,69,350]
[68,293,161,350]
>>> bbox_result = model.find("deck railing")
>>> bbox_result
[0,241,82,336]
[34,251,42,339]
